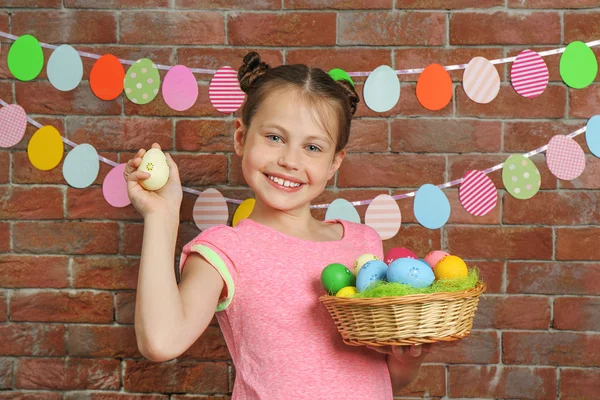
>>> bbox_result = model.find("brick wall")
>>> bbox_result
[1,1,600,399]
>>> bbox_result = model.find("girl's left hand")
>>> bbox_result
[367,343,433,363]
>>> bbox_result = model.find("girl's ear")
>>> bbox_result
[234,119,245,157]
[328,149,346,180]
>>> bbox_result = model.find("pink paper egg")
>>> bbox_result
[459,170,498,217]
[365,194,402,240]
[193,188,229,231]
[510,49,549,99]
[546,135,586,180]
[424,250,449,269]
[0,104,27,148]
[162,65,198,111]
[102,163,131,208]
[209,66,245,114]
[463,57,500,104]
[384,247,417,265]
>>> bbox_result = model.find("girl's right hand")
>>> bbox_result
[124,143,183,219]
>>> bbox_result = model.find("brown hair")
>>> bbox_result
[237,52,359,154]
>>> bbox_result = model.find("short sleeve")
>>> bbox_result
[178,225,239,312]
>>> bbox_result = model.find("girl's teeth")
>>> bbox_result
[269,175,300,188]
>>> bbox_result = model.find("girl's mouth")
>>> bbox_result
[264,173,304,191]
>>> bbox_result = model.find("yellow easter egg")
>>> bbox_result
[353,253,379,276]
[138,148,169,191]
[434,255,468,280]
[233,198,255,227]
[335,286,358,297]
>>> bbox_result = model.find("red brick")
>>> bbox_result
[13,221,119,255]
[510,0,599,7]
[0,255,69,288]
[474,295,550,330]
[565,12,600,42]
[507,262,600,295]
[121,223,144,256]
[471,261,504,294]
[447,190,501,225]
[447,226,553,260]
[72,257,139,290]
[66,187,141,221]
[229,12,336,46]
[178,326,230,360]
[3,0,61,6]
[124,360,228,393]
[504,192,600,225]
[338,154,445,188]
[12,11,117,43]
[449,365,556,399]
[450,11,561,45]
[177,0,279,8]
[339,11,445,46]
[391,119,501,153]
[503,331,600,366]
[0,292,7,321]
[561,368,600,400]
[554,297,600,331]
[557,227,600,260]
[120,11,224,45]
[66,394,168,400]
[570,85,600,119]
[67,325,140,358]
[286,0,392,8]
[345,120,388,153]
[0,152,8,184]
[457,84,566,119]
[66,0,168,7]
[11,151,65,185]
[173,154,228,186]
[426,331,500,364]
[0,393,62,400]
[11,290,114,323]
[175,119,234,152]
[399,0,502,7]
[0,186,63,220]
[115,292,136,324]
[0,324,66,356]
[504,121,587,153]
[561,156,600,189]
[0,359,11,389]
[397,364,445,397]
[15,358,120,390]
[0,223,9,253]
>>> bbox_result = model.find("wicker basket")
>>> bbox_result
[319,281,486,347]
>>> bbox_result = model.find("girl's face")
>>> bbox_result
[234,88,346,215]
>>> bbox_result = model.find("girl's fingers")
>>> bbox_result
[151,143,161,150]
[126,170,151,182]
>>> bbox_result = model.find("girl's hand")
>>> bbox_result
[367,343,433,363]
[124,143,183,219]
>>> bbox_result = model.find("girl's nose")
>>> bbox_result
[277,147,300,170]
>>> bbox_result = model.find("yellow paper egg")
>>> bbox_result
[434,255,468,280]
[353,253,379,276]
[138,148,169,191]
[336,286,358,297]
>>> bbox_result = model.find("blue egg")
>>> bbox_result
[387,258,435,289]
[356,260,388,292]
[414,183,451,230]
[586,115,600,158]
[62,143,100,188]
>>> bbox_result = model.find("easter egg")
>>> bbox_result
[586,115,600,158]
[502,154,541,200]
[365,194,401,240]
[47,44,83,92]
[463,57,500,104]
[62,143,100,189]
[321,263,356,295]
[27,125,64,171]
[416,63,453,111]
[335,286,358,297]
[414,184,451,230]
[353,253,379,276]
[384,247,417,265]
[424,250,449,269]
[137,148,170,191]
[325,198,360,224]
[8,34,44,81]
[102,163,131,208]
[356,260,388,292]
[387,258,434,289]
[0,104,27,148]
[193,188,229,231]
[546,135,586,181]
[363,65,400,112]
[90,54,125,101]
[209,66,245,114]
[233,198,255,227]
[434,255,468,280]
[124,58,161,105]
[459,170,498,217]
[162,65,198,111]
[510,49,549,99]
[560,41,598,89]
[328,68,355,87]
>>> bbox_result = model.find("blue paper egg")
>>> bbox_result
[387,258,435,289]
[414,183,451,230]
[356,260,388,292]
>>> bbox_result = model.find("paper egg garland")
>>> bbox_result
[90,54,125,101]
[124,58,161,105]
[364,194,401,240]
[233,198,255,227]
[363,65,400,113]
[560,41,598,89]
[328,68,355,87]
[414,184,450,229]
[209,66,246,114]
[47,44,83,92]
[102,163,131,208]
[162,65,198,112]
[193,188,229,231]
[27,125,64,171]
[502,154,541,200]
[459,170,498,217]
[463,57,500,104]
[62,144,100,188]
[416,63,453,111]
[8,34,44,82]
[546,135,586,181]
[325,198,360,224]
[0,104,27,148]
[586,115,600,158]
[510,49,549,99]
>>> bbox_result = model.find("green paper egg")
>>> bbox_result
[502,154,541,200]
[124,58,161,105]
[560,41,598,89]
[328,68,355,87]
[321,263,356,295]
[8,34,44,81]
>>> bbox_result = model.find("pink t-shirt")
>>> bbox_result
[179,218,393,400]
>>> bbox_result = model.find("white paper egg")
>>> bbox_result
[459,170,498,216]
[62,143,100,189]
[47,44,83,92]
[546,135,586,181]
[414,184,450,230]
[138,148,169,191]
[510,49,548,99]
[364,194,401,240]
[124,58,161,105]
[363,65,400,112]
[502,154,541,200]
[325,198,360,224]
[209,66,245,114]
[194,188,229,231]
[463,57,500,104]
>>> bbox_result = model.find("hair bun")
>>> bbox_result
[335,78,360,116]
[238,52,270,94]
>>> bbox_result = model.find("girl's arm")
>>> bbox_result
[386,353,422,394]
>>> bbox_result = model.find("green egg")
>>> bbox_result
[502,154,541,200]
[560,41,598,89]
[321,263,356,295]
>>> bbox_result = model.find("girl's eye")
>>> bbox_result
[267,134,282,143]
[306,145,321,152]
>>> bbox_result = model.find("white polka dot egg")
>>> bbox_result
[124,58,161,105]
[502,154,541,200]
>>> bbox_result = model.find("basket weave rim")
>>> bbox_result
[319,281,487,306]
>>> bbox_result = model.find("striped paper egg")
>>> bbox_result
[459,170,498,216]
[463,57,500,104]
[365,194,401,240]
[546,135,586,181]
[209,66,245,114]
[510,49,549,99]
[193,188,229,231]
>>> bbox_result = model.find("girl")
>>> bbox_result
[125,52,432,399]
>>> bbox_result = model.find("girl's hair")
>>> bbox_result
[237,52,359,153]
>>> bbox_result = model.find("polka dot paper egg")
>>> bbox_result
[502,154,541,200]
[124,58,161,105]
